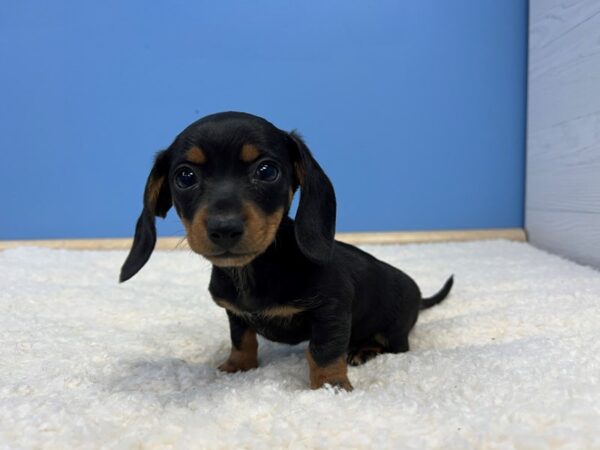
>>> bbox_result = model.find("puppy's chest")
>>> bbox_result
[212,291,304,322]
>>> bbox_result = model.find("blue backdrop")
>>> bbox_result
[0,1,528,240]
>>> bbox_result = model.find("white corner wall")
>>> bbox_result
[526,0,600,268]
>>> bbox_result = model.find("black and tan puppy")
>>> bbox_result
[120,111,453,391]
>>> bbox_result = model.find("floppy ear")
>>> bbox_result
[120,150,172,282]
[289,131,336,264]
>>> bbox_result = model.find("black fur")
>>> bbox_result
[120,111,453,389]
[120,150,171,283]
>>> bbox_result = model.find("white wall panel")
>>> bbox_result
[527,0,600,268]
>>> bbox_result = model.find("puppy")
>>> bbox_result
[120,111,453,390]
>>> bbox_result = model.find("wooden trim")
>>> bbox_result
[0,228,526,251]
[335,228,527,245]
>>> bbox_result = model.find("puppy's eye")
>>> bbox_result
[175,167,198,189]
[254,162,279,182]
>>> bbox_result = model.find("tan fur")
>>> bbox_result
[214,297,302,318]
[240,144,260,162]
[186,146,206,164]
[263,305,303,317]
[213,297,244,315]
[218,329,258,373]
[242,203,284,256]
[183,203,283,267]
[145,174,165,213]
[306,350,353,391]
[181,206,210,255]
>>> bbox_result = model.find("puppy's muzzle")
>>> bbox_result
[206,215,244,250]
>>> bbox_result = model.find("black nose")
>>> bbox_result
[206,216,244,249]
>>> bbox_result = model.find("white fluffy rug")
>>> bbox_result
[1,241,600,449]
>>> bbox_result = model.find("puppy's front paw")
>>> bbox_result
[306,351,354,391]
[218,358,258,373]
[218,329,258,373]
[311,376,354,392]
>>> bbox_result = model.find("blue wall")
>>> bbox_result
[0,1,528,240]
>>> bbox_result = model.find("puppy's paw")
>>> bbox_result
[347,346,383,366]
[310,376,354,392]
[306,352,354,391]
[218,358,258,373]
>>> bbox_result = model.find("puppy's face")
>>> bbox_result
[167,115,296,267]
[120,111,336,282]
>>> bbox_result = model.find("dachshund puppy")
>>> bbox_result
[120,111,453,391]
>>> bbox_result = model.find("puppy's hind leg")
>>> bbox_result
[379,330,410,354]
[346,328,411,366]
[380,298,419,354]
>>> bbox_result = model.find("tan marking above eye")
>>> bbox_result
[186,146,206,164]
[240,144,261,162]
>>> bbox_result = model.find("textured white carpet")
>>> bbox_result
[1,241,600,449]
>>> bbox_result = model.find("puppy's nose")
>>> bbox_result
[206,216,244,249]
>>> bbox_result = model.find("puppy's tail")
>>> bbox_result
[420,275,454,310]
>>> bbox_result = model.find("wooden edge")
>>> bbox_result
[0,228,527,251]
[336,228,527,245]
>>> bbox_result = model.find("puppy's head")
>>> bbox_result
[120,112,336,282]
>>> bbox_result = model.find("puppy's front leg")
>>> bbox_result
[218,311,258,373]
[307,301,353,391]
